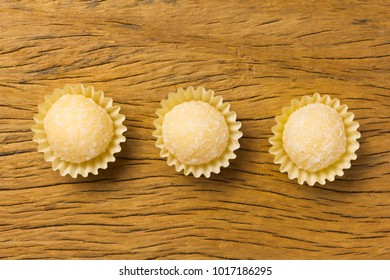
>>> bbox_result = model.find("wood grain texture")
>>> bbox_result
[0,0,390,259]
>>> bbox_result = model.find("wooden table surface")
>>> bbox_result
[1,0,390,260]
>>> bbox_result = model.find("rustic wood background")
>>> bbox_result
[0,0,389,260]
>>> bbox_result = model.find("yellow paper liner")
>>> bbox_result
[153,86,243,178]
[269,93,361,186]
[32,84,127,178]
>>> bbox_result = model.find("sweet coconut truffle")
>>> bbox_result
[153,86,242,178]
[32,84,127,178]
[269,93,361,186]
[282,103,346,172]
[44,94,114,163]
[162,100,229,165]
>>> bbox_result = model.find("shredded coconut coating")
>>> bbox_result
[162,101,229,165]
[283,103,346,172]
[44,94,114,163]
